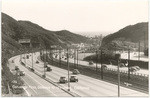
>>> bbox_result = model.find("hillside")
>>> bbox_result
[1,12,88,94]
[2,12,88,48]
[102,22,148,51]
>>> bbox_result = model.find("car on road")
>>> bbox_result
[12,60,14,63]
[47,67,52,71]
[89,61,94,65]
[36,61,39,64]
[70,76,78,82]
[26,55,29,59]
[101,64,107,69]
[18,71,25,76]
[72,69,80,75]
[134,66,140,71]
[28,67,35,72]
[129,66,140,72]
[15,66,19,70]
[59,77,67,83]
[119,63,126,67]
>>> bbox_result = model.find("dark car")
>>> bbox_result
[119,63,126,67]
[101,64,107,69]
[89,61,94,65]
[19,71,25,76]
[72,69,80,75]
[70,76,78,82]
[129,66,140,72]
[36,61,39,64]
[26,55,29,59]
[47,67,52,71]
[134,66,140,71]
[12,60,14,63]
[15,66,19,70]
[59,77,67,83]
[28,67,34,72]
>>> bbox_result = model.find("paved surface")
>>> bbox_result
[16,52,148,97]
[54,52,149,75]
[8,56,72,97]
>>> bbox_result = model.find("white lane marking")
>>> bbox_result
[21,77,38,94]
[22,86,31,96]
[26,73,57,96]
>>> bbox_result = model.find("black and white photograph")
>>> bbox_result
[1,0,149,97]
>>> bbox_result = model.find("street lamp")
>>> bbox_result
[59,46,62,67]
[100,49,104,79]
[67,47,70,91]
[128,46,130,80]
[115,53,121,97]
[96,50,98,72]
[77,49,79,69]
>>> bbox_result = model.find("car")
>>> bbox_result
[12,60,14,63]
[59,77,67,83]
[129,67,136,72]
[21,62,25,66]
[47,67,52,71]
[119,63,126,67]
[42,75,46,78]
[70,76,78,82]
[15,66,19,70]
[26,55,29,59]
[101,64,107,69]
[89,61,94,65]
[28,67,35,72]
[36,61,39,64]
[129,66,140,72]
[134,66,140,71]
[19,71,25,76]
[30,68,34,72]
[72,69,80,75]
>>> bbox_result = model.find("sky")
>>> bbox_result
[1,0,149,36]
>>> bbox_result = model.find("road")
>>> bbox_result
[54,53,149,75]
[16,52,148,97]
[8,55,72,97]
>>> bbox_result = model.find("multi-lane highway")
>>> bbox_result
[9,52,148,97]
[8,56,72,97]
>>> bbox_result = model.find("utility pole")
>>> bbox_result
[100,49,103,79]
[128,46,130,80]
[74,48,76,68]
[24,48,26,66]
[115,54,121,97]
[46,47,47,62]
[77,49,79,69]
[96,50,98,72]
[67,48,70,91]
[138,41,140,60]
[59,47,61,67]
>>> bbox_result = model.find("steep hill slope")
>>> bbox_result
[102,22,148,51]
[2,12,88,48]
